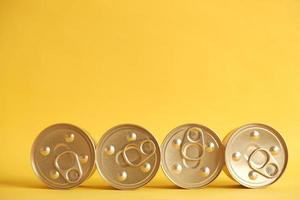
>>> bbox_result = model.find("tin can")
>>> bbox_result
[95,124,161,189]
[31,123,96,189]
[161,124,224,188]
[223,123,288,188]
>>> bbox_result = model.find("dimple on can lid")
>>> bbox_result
[95,124,161,189]
[161,124,224,188]
[31,123,96,189]
[223,123,288,188]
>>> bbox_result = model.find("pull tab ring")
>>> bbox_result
[248,148,279,178]
[181,127,205,161]
[122,139,156,167]
[55,151,83,183]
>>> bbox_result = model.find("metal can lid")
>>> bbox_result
[223,123,288,188]
[96,124,161,189]
[161,124,224,188]
[31,123,96,189]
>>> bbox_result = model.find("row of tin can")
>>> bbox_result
[31,123,288,189]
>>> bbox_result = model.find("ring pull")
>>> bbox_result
[122,144,142,167]
[123,139,156,167]
[55,151,83,183]
[140,140,156,155]
[248,148,279,178]
[181,127,205,161]
[115,139,156,167]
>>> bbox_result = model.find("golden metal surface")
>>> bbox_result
[31,123,96,189]
[96,124,160,189]
[223,123,288,188]
[161,124,224,188]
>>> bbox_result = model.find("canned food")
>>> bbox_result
[96,124,160,189]
[161,124,224,188]
[223,123,288,188]
[31,123,96,189]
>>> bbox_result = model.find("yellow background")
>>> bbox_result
[0,0,299,199]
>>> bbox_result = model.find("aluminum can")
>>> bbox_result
[223,123,288,188]
[96,124,161,189]
[161,124,224,188]
[31,123,96,189]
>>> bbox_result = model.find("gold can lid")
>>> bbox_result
[161,124,224,188]
[31,123,96,189]
[223,123,288,188]
[95,124,160,189]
